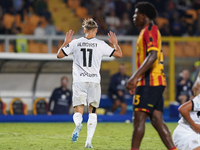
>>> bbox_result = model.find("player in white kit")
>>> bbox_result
[173,71,200,150]
[57,18,122,148]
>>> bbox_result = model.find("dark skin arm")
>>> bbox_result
[126,50,157,94]
[192,71,200,96]
[179,100,200,133]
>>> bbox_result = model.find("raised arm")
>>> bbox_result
[108,31,122,58]
[192,71,200,96]
[179,100,200,133]
[57,30,74,59]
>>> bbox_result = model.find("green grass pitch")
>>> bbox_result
[0,122,178,150]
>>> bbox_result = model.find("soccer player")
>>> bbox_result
[57,18,122,148]
[126,2,177,150]
[173,71,200,150]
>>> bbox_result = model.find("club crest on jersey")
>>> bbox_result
[192,140,198,144]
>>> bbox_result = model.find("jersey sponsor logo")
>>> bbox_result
[77,42,97,47]
[80,71,97,77]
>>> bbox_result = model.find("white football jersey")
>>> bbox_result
[178,94,200,130]
[62,37,115,83]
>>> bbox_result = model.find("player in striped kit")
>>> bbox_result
[57,18,122,148]
[126,2,177,150]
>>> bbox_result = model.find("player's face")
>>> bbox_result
[119,65,126,75]
[133,8,145,27]
[182,70,190,80]
[61,78,68,87]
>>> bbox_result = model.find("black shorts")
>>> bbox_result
[133,86,165,114]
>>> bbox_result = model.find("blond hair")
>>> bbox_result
[82,18,98,30]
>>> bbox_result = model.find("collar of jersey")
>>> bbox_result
[84,37,95,40]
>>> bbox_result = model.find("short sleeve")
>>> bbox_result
[101,41,115,57]
[192,94,200,111]
[143,26,159,53]
[61,40,75,56]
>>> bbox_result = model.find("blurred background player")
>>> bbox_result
[57,18,122,148]
[176,69,193,105]
[107,63,129,115]
[47,76,72,115]
[126,2,177,150]
[173,71,200,149]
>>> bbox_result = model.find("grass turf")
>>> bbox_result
[0,122,178,150]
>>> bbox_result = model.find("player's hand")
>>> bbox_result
[179,79,186,85]
[118,90,123,96]
[192,123,200,133]
[64,30,74,44]
[192,82,200,96]
[129,88,136,95]
[108,31,118,45]
[126,77,138,95]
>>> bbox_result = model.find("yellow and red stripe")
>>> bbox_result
[135,108,150,113]
[136,23,166,87]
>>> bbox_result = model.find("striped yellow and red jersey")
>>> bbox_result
[136,22,166,87]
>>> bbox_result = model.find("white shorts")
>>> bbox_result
[72,82,101,108]
[172,124,200,150]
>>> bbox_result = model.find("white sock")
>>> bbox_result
[73,112,83,126]
[86,113,97,145]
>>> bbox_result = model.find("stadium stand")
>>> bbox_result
[28,42,47,53]
[67,0,81,10]
[47,0,81,34]
[185,9,197,24]
[1,0,200,55]
[0,43,3,52]
[3,13,15,29]
[1,0,200,37]
[162,45,169,57]
[27,15,42,34]
[0,44,14,52]
[75,6,89,19]
[156,17,169,29]
[118,43,132,57]
[15,14,21,28]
